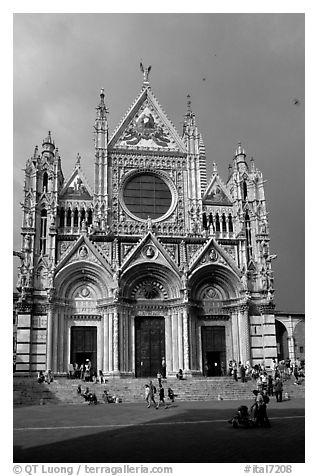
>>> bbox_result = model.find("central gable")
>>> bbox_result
[108,87,186,153]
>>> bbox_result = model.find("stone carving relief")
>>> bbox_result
[142,244,157,260]
[122,107,171,147]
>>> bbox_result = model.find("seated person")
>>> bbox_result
[176,369,184,380]
[37,371,45,384]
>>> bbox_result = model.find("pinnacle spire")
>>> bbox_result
[96,88,108,120]
[235,141,246,158]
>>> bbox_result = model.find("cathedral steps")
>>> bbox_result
[13,376,305,407]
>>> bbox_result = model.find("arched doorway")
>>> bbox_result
[54,260,111,374]
[120,262,181,377]
[188,262,241,376]
[275,320,289,361]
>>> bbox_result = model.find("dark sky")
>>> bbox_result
[13,13,304,312]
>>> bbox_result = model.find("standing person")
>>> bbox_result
[228,360,233,376]
[270,358,277,378]
[79,363,84,380]
[158,384,168,408]
[245,360,251,379]
[157,370,162,387]
[240,362,246,383]
[161,357,167,379]
[147,380,158,409]
[232,360,238,381]
[293,364,299,384]
[267,374,274,396]
[237,361,242,381]
[220,361,226,376]
[274,377,283,402]
[144,384,150,407]
[84,359,91,382]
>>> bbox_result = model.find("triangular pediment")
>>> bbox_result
[60,160,93,200]
[55,235,112,275]
[202,174,233,206]
[188,237,241,277]
[108,87,186,153]
[120,232,181,276]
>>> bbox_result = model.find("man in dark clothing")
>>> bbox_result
[240,363,246,383]
[274,378,283,402]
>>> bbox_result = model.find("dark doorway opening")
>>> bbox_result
[202,326,226,376]
[275,320,289,362]
[70,326,97,372]
[205,351,223,376]
[135,317,165,378]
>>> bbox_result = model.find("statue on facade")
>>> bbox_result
[24,235,31,253]
[241,268,248,291]
[140,62,152,83]
[259,220,267,234]
[26,211,33,227]
[147,216,153,232]
[81,220,87,232]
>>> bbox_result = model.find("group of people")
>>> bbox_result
[37,369,53,384]
[68,360,106,384]
[77,384,121,405]
[227,358,305,386]
[145,380,175,409]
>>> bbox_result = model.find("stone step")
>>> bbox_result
[13,376,305,406]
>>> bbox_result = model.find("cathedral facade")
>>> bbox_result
[15,69,282,377]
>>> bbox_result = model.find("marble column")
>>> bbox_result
[130,315,135,374]
[108,313,113,372]
[177,311,184,370]
[183,308,190,371]
[165,313,172,373]
[113,308,119,373]
[238,306,250,364]
[52,311,59,372]
[172,312,178,372]
[231,310,240,362]
[58,311,64,372]
[97,315,104,372]
[46,305,54,370]
[103,312,109,372]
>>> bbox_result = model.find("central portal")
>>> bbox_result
[135,317,165,378]
[202,326,226,376]
[70,326,97,372]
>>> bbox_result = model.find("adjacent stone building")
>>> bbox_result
[14,68,303,377]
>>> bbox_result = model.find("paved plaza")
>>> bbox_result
[14,398,305,463]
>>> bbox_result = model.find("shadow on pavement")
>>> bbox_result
[14,404,305,463]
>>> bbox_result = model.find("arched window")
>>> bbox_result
[215,213,220,232]
[73,208,79,228]
[222,213,227,232]
[243,180,248,201]
[228,214,233,233]
[80,208,86,224]
[43,171,48,192]
[66,208,72,227]
[87,209,93,226]
[60,207,65,228]
[202,212,208,229]
[40,209,47,254]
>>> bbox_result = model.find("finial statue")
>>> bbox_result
[140,62,152,83]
